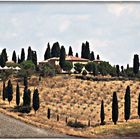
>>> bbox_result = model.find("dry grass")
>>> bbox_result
[0,75,140,138]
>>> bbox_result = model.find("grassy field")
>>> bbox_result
[0,75,140,138]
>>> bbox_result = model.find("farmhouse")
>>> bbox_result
[39,55,102,73]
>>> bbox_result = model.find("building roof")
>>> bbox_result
[39,56,89,63]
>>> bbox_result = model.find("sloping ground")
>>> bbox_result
[0,112,72,138]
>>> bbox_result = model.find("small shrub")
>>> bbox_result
[67,121,86,128]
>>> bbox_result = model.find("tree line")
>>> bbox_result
[2,78,40,114]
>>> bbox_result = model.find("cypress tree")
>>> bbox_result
[97,55,100,60]
[44,43,51,60]
[121,66,124,74]
[90,51,95,61]
[16,83,20,106]
[23,86,28,106]
[27,89,31,106]
[59,46,66,69]
[47,108,51,119]
[32,51,37,66]
[68,46,73,56]
[32,89,40,113]
[51,42,60,57]
[7,80,13,105]
[0,55,6,67]
[81,43,85,58]
[24,77,28,88]
[112,92,118,125]
[20,48,25,63]
[1,48,8,62]
[116,65,120,77]
[133,54,139,75]
[75,53,78,57]
[124,86,131,122]
[85,41,90,59]
[100,100,105,125]
[12,50,17,63]
[2,81,6,101]
[18,55,21,64]
[138,93,140,118]
[81,41,90,59]
[27,46,32,60]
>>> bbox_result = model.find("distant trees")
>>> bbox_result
[74,63,83,73]
[75,53,78,57]
[97,55,100,60]
[85,62,97,76]
[90,51,95,61]
[124,86,131,122]
[12,50,17,63]
[59,46,66,69]
[33,89,40,114]
[20,48,25,63]
[133,54,139,76]
[51,42,60,57]
[81,41,90,59]
[16,83,20,106]
[0,48,8,67]
[112,92,118,125]
[44,43,51,60]
[63,61,73,73]
[68,46,73,56]
[100,100,105,125]
[116,65,120,77]
[27,46,32,61]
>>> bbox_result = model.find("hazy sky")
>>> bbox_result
[0,2,139,67]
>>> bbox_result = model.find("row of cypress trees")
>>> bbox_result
[2,79,40,113]
[44,41,99,61]
[100,86,140,125]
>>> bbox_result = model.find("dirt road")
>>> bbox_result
[0,112,73,138]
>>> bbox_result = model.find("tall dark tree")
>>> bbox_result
[124,86,131,122]
[121,66,124,74]
[112,92,118,125]
[12,50,17,63]
[127,64,129,69]
[116,65,120,77]
[90,51,95,61]
[20,48,25,63]
[24,77,28,88]
[16,83,20,106]
[75,53,78,57]
[97,55,100,60]
[1,48,8,62]
[32,51,37,66]
[23,86,30,106]
[81,41,90,59]
[138,93,140,118]
[47,108,51,119]
[68,46,73,56]
[44,43,51,60]
[100,100,105,125]
[2,82,6,101]
[32,89,40,113]
[7,80,13,104]
[0,55,6,67]
[59,46,66,69]
[51,42,60,57]
[27,46,32,60]
[133,54,139,75]
[18,55,21,64]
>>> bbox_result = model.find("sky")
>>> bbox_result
[0,2,140,67]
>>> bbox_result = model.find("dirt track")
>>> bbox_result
[0,112,73,138]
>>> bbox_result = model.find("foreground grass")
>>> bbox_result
[0,75,140,138]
